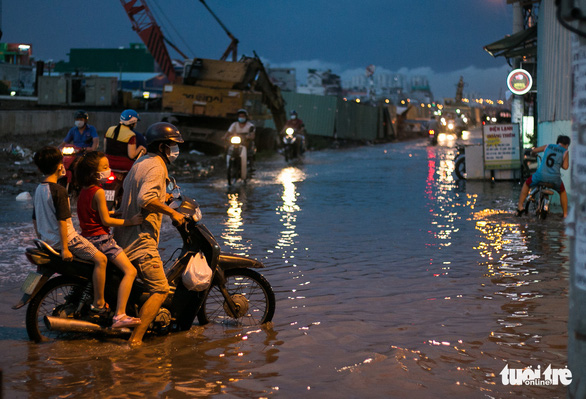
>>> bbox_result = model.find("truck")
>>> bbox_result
[121,0,287,154]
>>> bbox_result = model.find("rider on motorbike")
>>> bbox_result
[103,109,147,171]
[281,110,307,154]
[224,108,256,165]
[516,135,571,218]
[59,110,99,151]
[113,122,185,345]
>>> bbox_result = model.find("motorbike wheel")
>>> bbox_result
[454,156,466,180]
[197,268,275,327]
[538,196,548,220]
[227,158,239,186]
[25,276,85,342]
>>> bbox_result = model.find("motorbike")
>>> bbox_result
[58,145,85,193]
[428,128,437,145]
[226,134,250,186]
[520,153,554,220]
[454,144,466,180]
[521,182,555,220]
[102,167,128,211]
[13,178,276,342]
[281,127,304,162]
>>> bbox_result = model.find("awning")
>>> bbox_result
[483,25,537,58]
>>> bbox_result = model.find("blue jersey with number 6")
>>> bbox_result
[532,143,566,187]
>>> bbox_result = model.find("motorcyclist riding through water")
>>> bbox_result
[59,110,99,151]
[104,109,147,171]
[113,122,185,346]
[223,108,256,168]
[281,110,307,155]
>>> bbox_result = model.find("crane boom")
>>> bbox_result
[199,0,238,61]
[120,0,177,82]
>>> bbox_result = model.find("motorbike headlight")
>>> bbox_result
[230,136,242,145]
[448,123,454,130]
[61,146,76,155]
[285,128,294,136]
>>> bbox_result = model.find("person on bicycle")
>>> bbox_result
[516,135,571,218]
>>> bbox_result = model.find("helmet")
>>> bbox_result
[145,122,184,145]
[237,108,248,116]
[74,110,88,120]
[120,109,140,126]
[290,110,298,116]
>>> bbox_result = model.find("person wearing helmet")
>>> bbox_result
[59,110,99,151]
[282,109,307,154]
[113,122,185,345]
[103,109,147,171]
[224,108,256,164]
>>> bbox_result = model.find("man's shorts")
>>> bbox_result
[67,235,99,260]
[86,234,124,262]
[124,236,170,294]
[525,175,565,193]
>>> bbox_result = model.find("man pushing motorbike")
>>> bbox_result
[113,122,185,345]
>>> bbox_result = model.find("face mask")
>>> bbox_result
[74,120,85,128]
[291,115,297,120]
[238,117,246,124]
[168,144,180,163]
[98,169,111,183]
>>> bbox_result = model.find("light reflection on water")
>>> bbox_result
[0,140,570,398]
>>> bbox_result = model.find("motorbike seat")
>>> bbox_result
[32,239,93,265]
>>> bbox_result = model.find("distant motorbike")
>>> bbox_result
[454,144,466,180]
[282,127,304,162]
[440,117,462,138]
[58,145,85,193]
[102,167,127,211]
[428,128,437,145]
[13,178,275,342]
[521,148,538,181]
[226,134,250,186]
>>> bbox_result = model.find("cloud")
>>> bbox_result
[266,58,511,101]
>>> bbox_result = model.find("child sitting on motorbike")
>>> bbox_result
[75,151,144,328]
[516,135,571,218]
[32,146,109,315]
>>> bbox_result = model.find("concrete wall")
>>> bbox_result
[0,110,169,137]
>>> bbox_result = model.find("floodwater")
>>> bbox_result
[0,136,570,398]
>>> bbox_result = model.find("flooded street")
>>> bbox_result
[0,137,569,398]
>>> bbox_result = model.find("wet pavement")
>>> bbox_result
[0,134,570,398]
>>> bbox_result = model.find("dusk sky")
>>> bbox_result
[2,0,515,99]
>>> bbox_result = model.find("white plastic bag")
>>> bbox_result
[182,251,212,291]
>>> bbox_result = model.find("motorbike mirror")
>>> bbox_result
[167,176,178,192]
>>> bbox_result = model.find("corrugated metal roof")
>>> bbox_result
[537,0,572,123]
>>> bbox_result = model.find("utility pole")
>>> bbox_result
[510,2,523,128]
[569,27,586,398]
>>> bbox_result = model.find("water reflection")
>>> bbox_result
[275,167,304,250]
[221,191,250,254]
